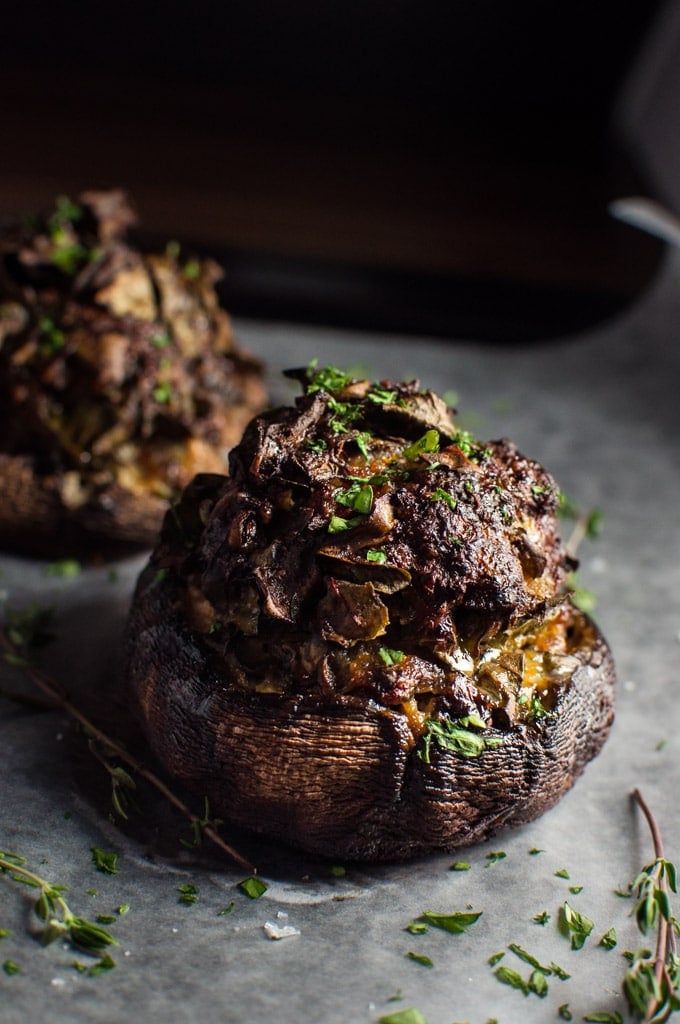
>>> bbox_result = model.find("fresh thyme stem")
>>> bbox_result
[0,625,255,874]
[630,788,679,1023]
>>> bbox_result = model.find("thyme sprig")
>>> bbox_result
[0,613,255,873]
[624,789,680,1022]
[0,851,118,957]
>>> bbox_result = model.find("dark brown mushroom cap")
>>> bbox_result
[127,558,615,861]
[125,368,615,860]
[0,190,267,552]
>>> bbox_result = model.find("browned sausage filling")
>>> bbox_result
[0,190,265,507]
[159,364,582,751]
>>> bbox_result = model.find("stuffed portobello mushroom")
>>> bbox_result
[126,365,615,861]
[0,190,266,551]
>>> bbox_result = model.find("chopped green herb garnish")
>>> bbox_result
[84,953,116,976]
[485,851,506,867]
[554,868,570,879]
[378,1009,428,1024]
[529,848,544,855]
[330,865,346,878]
[38,316,66,354]
[366,548,387,564]
[305,363,352,395]
[116,904,130,916]
[45,559,81,579]
[421,910,482,934]
[559,901,594,950]
[558,1003,573,1020]
[599,927,617,950]
[49,195,83,229]
[405,921,429,935]
[177,883,199,905]
[238,877,267,900]
[494,965,529,995]
[406,950,434,968]
[403,430,440,460]
[518,692,553,720]
[529,969,549,997]
[379,647,404,667]
[150,332,171,348]
[183,259,201,279]
[582,1014,623,1023]
[567,573,597,613]
[368,386,397,405]
[569,885,584,895]
[328,515,363,534]
[354,431,372,459]
[488,951,505,967]
[449,862,471,872]
[218,902,235,916]
[95,914,117,924]
[431,487,457,509]
[337,481,374,515]
[533,910,551,925]
[550,962,571,980]
[4,604,55,656]
[90,848,119,875]
[3,959,20,975]
[304,438,327,452]
[586,509,603,539]
[153,380,173,404]
[418,716,501,763]
[0,929,11,939]
[508,944,550,972]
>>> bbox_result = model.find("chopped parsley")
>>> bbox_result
[431,487,456,509]
[366,548,387,564]
[406,951,434,967]
[418,715,501,763]
[177,883,199,905]
[305,362,352,395]
[238,877,267,899]
[559,901,594,950]
[328,515,363,534]
[403,430,440,460]
[421,910,482,934]
[153,380,173,405]
[379,647,404,667]
[38,316,66,355]
[337,482,374,515]
[90,848,119,875]
[45,559,81,579]
[377,1009,428,1024]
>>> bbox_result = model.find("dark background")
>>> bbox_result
[0,2,666,339]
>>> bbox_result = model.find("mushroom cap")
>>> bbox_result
[126,369,616,860]
[0,190,266,553]
[126,558,615,861]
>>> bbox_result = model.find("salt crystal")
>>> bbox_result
[276,911,289,921]
[51,978,66,988]
[263,920,301,940]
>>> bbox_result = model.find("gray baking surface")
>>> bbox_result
[1,251,679,1024]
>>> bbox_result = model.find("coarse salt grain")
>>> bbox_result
[263,920,301,940]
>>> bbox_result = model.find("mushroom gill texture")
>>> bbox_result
[0,190,267,551]
[126,365,616,860]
